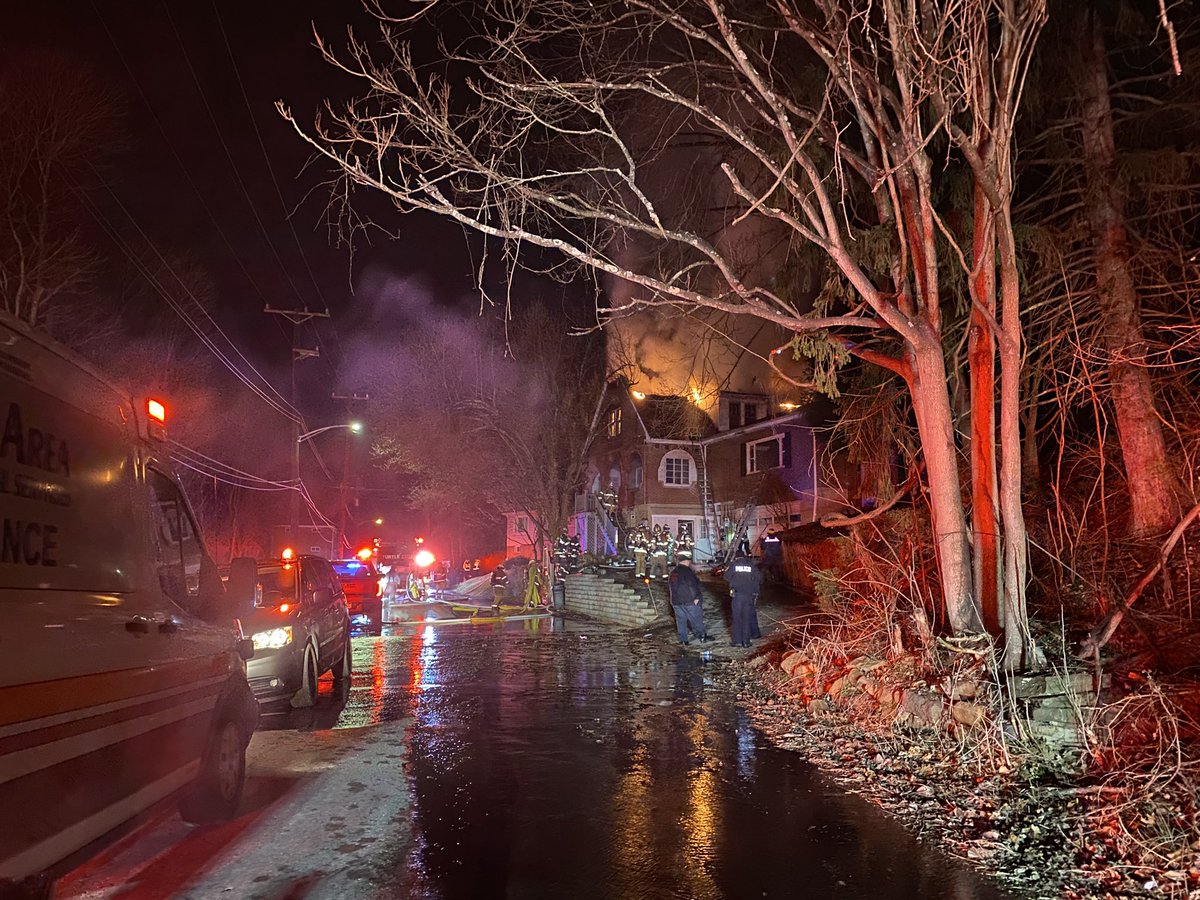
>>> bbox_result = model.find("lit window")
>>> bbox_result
[746,436,784,473]
[607,407,622,437]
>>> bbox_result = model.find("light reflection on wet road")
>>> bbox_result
[345,618,1014,900]
[59,617,1018,899]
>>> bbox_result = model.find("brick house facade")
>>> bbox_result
[571,379,860,562]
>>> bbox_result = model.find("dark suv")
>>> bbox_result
[241,555,351,711]
[333,558,384,635]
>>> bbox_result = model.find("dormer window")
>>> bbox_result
[729,400,761,429]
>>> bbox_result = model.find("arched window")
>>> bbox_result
[590,471,601,493]
[630,453,643,489]
[608,465,622,489]
[658,450,695,487]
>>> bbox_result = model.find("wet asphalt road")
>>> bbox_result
[59,614,1018,900]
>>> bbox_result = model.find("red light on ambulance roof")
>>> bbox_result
[279,602,291,613]
[356,547,373,561]
[281,547,295,561]
[414,549,435,569]
[147,399,166,424]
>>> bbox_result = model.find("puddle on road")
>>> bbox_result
[334,621,1018,900]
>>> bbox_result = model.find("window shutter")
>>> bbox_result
[782,432,793,468]
[739,442,748,476]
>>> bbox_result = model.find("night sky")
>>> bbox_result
[5,0,480,418]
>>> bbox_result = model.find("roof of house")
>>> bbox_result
[635,394,719,441]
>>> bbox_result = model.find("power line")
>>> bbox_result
[76,180,302,424]
[88,0,276,317]
[210,0,335,319]
[210,0,351,377]
[168,439,297,487]
[81,180,348,509]
[174,457,296,492]
[161,0,312,313]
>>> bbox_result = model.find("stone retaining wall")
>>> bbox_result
[564,574,664,627]
[778,651,1110,758]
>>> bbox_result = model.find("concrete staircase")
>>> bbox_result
[563,573,666,627]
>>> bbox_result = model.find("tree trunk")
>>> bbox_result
[909,331,982,635]
[998,217,1041,672]
[1080,12,1181,536]
[969,182,1001,636]
[1021,364,1042,490]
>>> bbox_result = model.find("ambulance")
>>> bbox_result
[0,312,259,895]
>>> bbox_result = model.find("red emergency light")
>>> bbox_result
[356,547,373,561]
[414,549,435,569]
[147,398,167,424]
[281,547,295,561]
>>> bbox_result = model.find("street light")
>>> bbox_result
[297,421,363,443]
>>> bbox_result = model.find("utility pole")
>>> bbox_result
[265,305,328,549]
[332,391,370,558]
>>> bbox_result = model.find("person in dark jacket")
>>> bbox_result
[723,554,763,647]
[668,559,714,646]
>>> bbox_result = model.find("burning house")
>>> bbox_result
[572,373,863,564]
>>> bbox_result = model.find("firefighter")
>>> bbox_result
[566,531,581,572]
[553,529,571,580]
[490,563,510,613]
[675,521,694,562]
[406,571,423,602]
[723,552,763,648]
[761,526,783,579]
[648,524,669,580]
[524,558,544,609]
[598,481,618,518]
[630,520,649,578]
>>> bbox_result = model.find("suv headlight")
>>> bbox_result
[251,626,293,650]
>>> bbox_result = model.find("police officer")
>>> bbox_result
[723,552,763,647]
[667,557,713,645]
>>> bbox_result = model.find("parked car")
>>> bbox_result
[241,555,351,712]
[0,311,259,895]
[333,558,384,635]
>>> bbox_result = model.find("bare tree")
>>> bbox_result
[1017,6,1195,545]
[286,0,1048,668]
[371,304,606,562]
[1077,8,1184,535]
[0,52,121,326]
